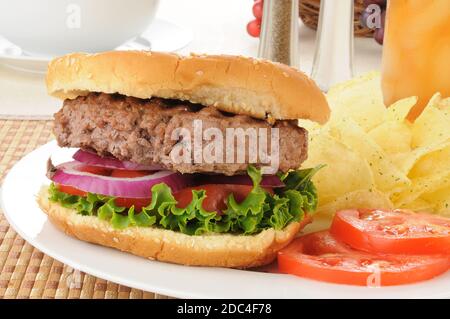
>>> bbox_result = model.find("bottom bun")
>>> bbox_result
[37,186,311,268]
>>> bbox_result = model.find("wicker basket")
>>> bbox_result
[299,0,374,37]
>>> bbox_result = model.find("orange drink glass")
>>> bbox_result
[381,0,450,121]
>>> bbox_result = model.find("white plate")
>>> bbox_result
[0,18,192,73]
[2,140,449,299]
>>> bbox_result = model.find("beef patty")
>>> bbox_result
[54,93,308,175]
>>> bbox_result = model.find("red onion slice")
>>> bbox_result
[195,174,284,188]
[50,161,191,198]
[73,149,163,171]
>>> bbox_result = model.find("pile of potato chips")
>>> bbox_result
[299,72,449,222]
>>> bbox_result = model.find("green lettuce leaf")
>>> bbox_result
[48,165,321,235]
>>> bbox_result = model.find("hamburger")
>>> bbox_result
[37,51,330,268]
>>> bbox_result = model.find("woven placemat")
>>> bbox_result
[0,119,170,299]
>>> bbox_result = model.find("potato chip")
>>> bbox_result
[409,144,450,178]
[302,214,334,234]
[328,117,410,193]
[435,96,450,110]
[367,96,417,156]
[393,170,450,207]
[385,96,418,122]
[316,189,394,216]
[420,187,450,216]
[368,121,412,154]
[412,93,450,148]
[326,72,386,132]
[391,141,450,175]
[305,72,449,219]
[302,132,375,205]
[297,119,323,134]
[399,198,434,213]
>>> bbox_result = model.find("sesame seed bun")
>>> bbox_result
[46,51,330,123]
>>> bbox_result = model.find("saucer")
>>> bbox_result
[0,18,192,74]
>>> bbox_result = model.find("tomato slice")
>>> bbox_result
[174,184,257,212]
[56,181,264,213]
[114,197,152,211]
[110,169,154,178]
[56,184,151,211]
[330,209,450,255]
[278,231,450,286]
[77,165,112,176]
[298,229,354,255]
[57,184,87,197]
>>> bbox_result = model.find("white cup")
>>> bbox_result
[0,0,160,57]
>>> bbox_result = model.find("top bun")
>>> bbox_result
[46,51,330,123]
